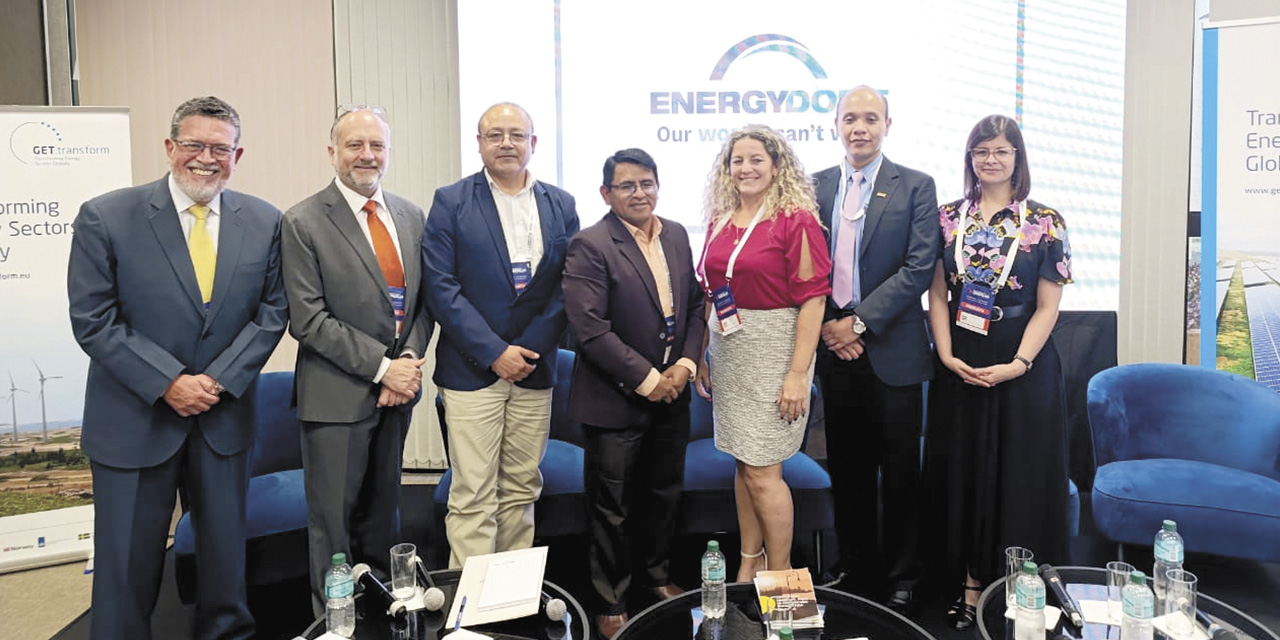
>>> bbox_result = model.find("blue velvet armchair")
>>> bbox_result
[1087,363,1280,562]
[173,371,309,602]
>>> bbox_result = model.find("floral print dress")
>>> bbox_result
[923,198,1074,584]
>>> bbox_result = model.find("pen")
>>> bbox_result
[453,595,467,631]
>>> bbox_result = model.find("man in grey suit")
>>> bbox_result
[813,86,939,613]
[68,96,288,639]
[282,106,431,612]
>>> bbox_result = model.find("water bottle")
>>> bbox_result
[325,552,356,637]
[1013,561,1046,640]
[1121,571,1155,640]
[1153,520,1184,605]
[701,540,727,618]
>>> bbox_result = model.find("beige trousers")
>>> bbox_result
[440,380,552,568]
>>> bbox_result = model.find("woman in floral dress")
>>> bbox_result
[923,114,1073,630]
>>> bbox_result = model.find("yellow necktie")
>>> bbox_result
[188,205,216,305]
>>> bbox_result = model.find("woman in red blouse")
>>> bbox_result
[695,125,832,581]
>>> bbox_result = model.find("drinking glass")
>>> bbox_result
[1106,560,1136,624]
[1165,569,1198,639]
[1005,547,1034,607]
[390,543,418,601]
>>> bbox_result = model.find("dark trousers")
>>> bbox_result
[583,403,689,614]
[301,404,412,615]
[818,351,924,593]
[91,435,253,640]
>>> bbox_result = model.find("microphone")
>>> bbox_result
[1037,564,1083,628]
[412,555,446,612]
[543,592,570,640]
[352,563,408,618]
[1196,608,1239,640]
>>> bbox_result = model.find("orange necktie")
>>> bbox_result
[364,199,406,335]
[364,199,404,289]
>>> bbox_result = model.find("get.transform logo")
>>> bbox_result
[8,121,112,165]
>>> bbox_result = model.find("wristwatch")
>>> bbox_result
[1014,354,1034,372]
[852,314,867,335]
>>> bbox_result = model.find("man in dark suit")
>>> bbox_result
[563,148,706,639]
[281,106,431,612]
[812,86,940,613]
[423,102,578,568]
[68,96,288,639]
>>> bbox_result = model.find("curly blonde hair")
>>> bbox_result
[703,125,819,234]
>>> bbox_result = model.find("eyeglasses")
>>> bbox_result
[609,180,658,195]
[171,139,237,159]
[970,147,1017,162]
[337,104,386,118]
[482,130,531,145]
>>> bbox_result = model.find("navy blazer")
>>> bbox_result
[68,177,288,468]
[422,171,579,391]
[563,212,707,429]
[813,156,939,387]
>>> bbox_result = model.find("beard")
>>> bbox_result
[173,162,228,204]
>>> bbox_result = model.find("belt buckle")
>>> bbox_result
[992,305,1005,322]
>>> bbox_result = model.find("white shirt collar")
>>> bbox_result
[483,168,536,197]
[333,177,387,215]
[168,173,222,215]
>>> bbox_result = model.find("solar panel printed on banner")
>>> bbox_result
[1245,283,1280,393]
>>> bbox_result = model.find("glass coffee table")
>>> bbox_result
[615,582,936,640]
[299,568,588,640]
[976,566,1278,640]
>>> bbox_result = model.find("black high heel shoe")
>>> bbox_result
[946,584,983,631]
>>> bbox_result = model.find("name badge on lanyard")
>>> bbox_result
[388,285,406,335]
[698,204,767,336]
[953,200,1024,336]
[511,261,532,294]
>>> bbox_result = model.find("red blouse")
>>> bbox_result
[700,209,832,310]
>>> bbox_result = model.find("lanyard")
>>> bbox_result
[698,203,767,285]
[953,200,1024,292]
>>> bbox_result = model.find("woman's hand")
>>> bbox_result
[694,355,713,400]
[943,355,991,387]
[776,370,809,422]
[971,361,1026,387]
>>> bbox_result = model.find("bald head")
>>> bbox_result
[477,102,537,188]
[835,86,892,169]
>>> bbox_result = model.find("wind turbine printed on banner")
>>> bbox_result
[33,360,63,443]
[4,371,28,443]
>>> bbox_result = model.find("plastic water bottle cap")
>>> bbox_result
[1162,520,1177,531]
[331,552,346,566]
[1130,570,1146,585]
[1022,561,1037,573]
[707,540,720,553]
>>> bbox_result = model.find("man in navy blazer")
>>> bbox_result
[812,86,939,612]
[423,102,579,567]
[563,149,705,638]
[68,96,288,640]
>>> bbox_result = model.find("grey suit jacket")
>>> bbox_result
[68,177,288,468]
[282,182,431,423]
[813,156,940,386]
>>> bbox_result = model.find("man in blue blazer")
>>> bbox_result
[423,102,579,567]
[68,96,288,640]
[812,86,939,613]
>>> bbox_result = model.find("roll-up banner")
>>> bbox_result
[0,106,132,573]
[1201,18,1280,392]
